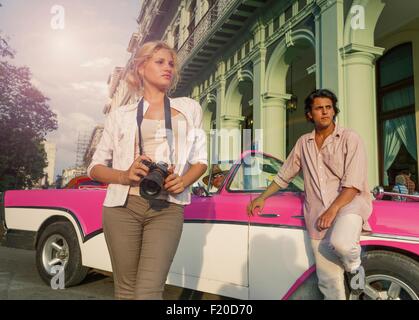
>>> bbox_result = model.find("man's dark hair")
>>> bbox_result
[304,89,340,123]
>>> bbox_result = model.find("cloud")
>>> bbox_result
[71,81,108,96]
[80,57,112,68]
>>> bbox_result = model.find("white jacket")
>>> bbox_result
[87,96,208,207]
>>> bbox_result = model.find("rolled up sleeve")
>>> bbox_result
[273,139,302,189]
[87,112,115,179]
[187,101,208,166]
[341,131,368,193]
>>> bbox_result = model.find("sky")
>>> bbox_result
[0,0,142,181]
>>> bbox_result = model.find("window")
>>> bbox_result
[227,153,304,193]
[377,43,417,189]
[273,16,280,32]
[298,0,307,11]
[285,5,293,22]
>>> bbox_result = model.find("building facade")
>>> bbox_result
[106,0,419,191]
[84,125,105,167]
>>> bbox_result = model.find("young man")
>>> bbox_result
[247,89,372,300]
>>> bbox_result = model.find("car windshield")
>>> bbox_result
[228,153,304,192]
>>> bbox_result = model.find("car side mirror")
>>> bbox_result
[372,185,419,201]
[192,186,210,197]
[372,186,385,200]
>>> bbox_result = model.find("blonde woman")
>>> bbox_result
[87,41,208,300]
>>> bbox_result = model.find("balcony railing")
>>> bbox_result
[177,0,237,66]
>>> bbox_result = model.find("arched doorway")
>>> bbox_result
[222,72,253,161]
[202,94,217,165]
[238,80,253,152]
[285,40,316,155]
[264,29,316,158]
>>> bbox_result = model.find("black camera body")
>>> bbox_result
[139,160,170,199]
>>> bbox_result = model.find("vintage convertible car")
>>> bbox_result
[1,151,419,300]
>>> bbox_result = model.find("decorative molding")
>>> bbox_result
[340,43,385,57]
[306,64,316,75]
[220,115,245,122]
[285,30,295,48]
[206,93,217,104]
[237,67,254,82]
[262,92,292,108]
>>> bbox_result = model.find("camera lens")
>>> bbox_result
[140,169,166,199]
[142,179,161,196]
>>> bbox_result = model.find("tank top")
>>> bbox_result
[129,113,185,200]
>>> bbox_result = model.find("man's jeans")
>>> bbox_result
[310,214,363,300]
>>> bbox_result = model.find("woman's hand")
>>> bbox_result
[164,166,185,194]
[119,155,152,186]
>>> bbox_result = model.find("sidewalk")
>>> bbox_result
[0,246,228,300]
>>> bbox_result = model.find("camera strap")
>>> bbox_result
[136,95,174,164]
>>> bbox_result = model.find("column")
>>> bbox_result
[262,94,291,161]
[252,20,267,151]
[314,0,345,121]
[341,44,384,187]
[218,115,245,162]
[213,61,226,164]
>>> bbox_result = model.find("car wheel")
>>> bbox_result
[349,250,419,300]
[36,221,89,288]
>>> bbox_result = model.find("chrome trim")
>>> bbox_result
[292,215,305,220]
[249,223,305,230]
[349,274,419,300]
[258,213,280,218]
[42,234,69,276]
[366,233,419,243]
[185,219,248,226]
[372,186,419,201]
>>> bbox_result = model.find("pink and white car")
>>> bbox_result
[1,151,419,300]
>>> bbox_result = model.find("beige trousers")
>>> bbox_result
[103,195,184,300]
[310,214,363,300]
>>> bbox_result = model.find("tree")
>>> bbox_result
[0,32,57,191]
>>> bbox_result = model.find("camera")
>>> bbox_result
[139,160,170,199]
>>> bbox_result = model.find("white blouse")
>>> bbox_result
[87,97,208,207]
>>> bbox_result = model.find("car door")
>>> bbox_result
[242,152,316,299]
[168,162,250,299]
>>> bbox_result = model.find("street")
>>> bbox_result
[0,246,227,300]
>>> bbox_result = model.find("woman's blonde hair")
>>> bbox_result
[125,41,180,95]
